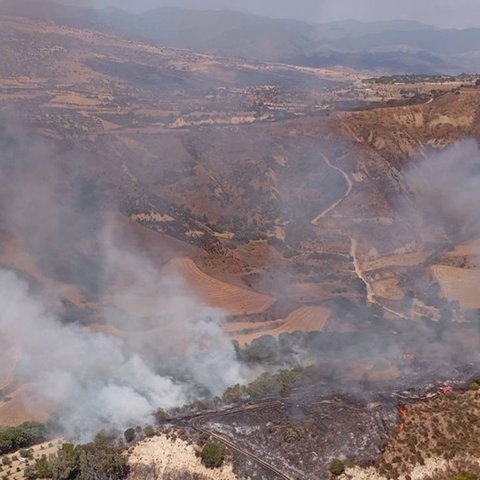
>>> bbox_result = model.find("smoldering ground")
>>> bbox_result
[0,114,243,441]
[240,137,480,399]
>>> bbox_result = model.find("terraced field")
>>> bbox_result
[230,305,330,346]
[431,265,480,309]
[163,257,275,316]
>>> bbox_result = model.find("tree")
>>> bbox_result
[24,465,38,480]
[329,458,345,476]
[77,433,129,480]
[0,423,46,455]
[49,443,80,480]
[200,442,224,469]
[34,455,52,479]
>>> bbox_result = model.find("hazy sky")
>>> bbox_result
[90,0,480,29]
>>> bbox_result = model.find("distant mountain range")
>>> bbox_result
[2,0,480,73]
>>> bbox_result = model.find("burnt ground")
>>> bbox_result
[204,398,395,480]
[164,359,480,480]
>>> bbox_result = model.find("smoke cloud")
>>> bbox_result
[404,138,480,243]
[0,112,243,441]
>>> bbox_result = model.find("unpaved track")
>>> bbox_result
[311,153,352,225]
[182,401,294,480]
[350,238,408,320]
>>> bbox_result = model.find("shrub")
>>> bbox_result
[49,443,79,480]
[123,429,135,444]
[469,382,480,391]
[283,428,300,443]
[329,458,345,476]
[78,433,129,480]
[0,458,10,467]
[33,455,51,478]
[24,465,38,480]
[143,426,155,438]
[19,449,31,459]
[200,442,225,469]
[222,385,245,403]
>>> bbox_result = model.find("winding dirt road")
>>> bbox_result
[311,153,352,225]
[350,237,408,319]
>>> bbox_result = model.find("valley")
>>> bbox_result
[1,2,480,479]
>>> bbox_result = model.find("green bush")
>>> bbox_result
[200,442,225,469]
[453,474,478,480]
[33,455,52,478]
[222,385,245,403]
[0,423,46,455]
[245,369,303,398]
[49,435,128,480]
[19,449,33,459]
[329,458,345,476]
[283,428,300,443]
[469,382,480,391]
[24,465,38,480]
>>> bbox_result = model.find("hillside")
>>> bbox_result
[2,0,480,73]
[1,7,480,480]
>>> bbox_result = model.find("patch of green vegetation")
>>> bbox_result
[33,456,51,479]
[283,427,300,443]
[364,73,480,85]
[468,382,480,391]
[329,458,345,476]
[0,423,46,455]
[222,384,247,403]
[245,368,303,398]
[37,434,128,480]
[200,441,225,469]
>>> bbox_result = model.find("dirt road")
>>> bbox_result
[350,237,408,319]
[311,153,352,225]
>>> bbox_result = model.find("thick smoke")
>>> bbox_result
[0,113,243,441]
[404,138,480,243]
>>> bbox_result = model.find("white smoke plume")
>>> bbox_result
[0,113,243,441]
[0,259,241,441]
[404,138,480,242]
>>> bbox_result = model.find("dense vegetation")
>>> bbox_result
[25,433,128,480]
[365,73,480,84]
[0,423,46,455]
[200,441,225,469]
[222,368,304,402]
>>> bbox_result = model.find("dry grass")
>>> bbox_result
[431,265,480,309]
[350,389,480,480]
[163,257,275,316]
[128,434,238,480]
[231,305,330,346]
[0,438,63,480]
